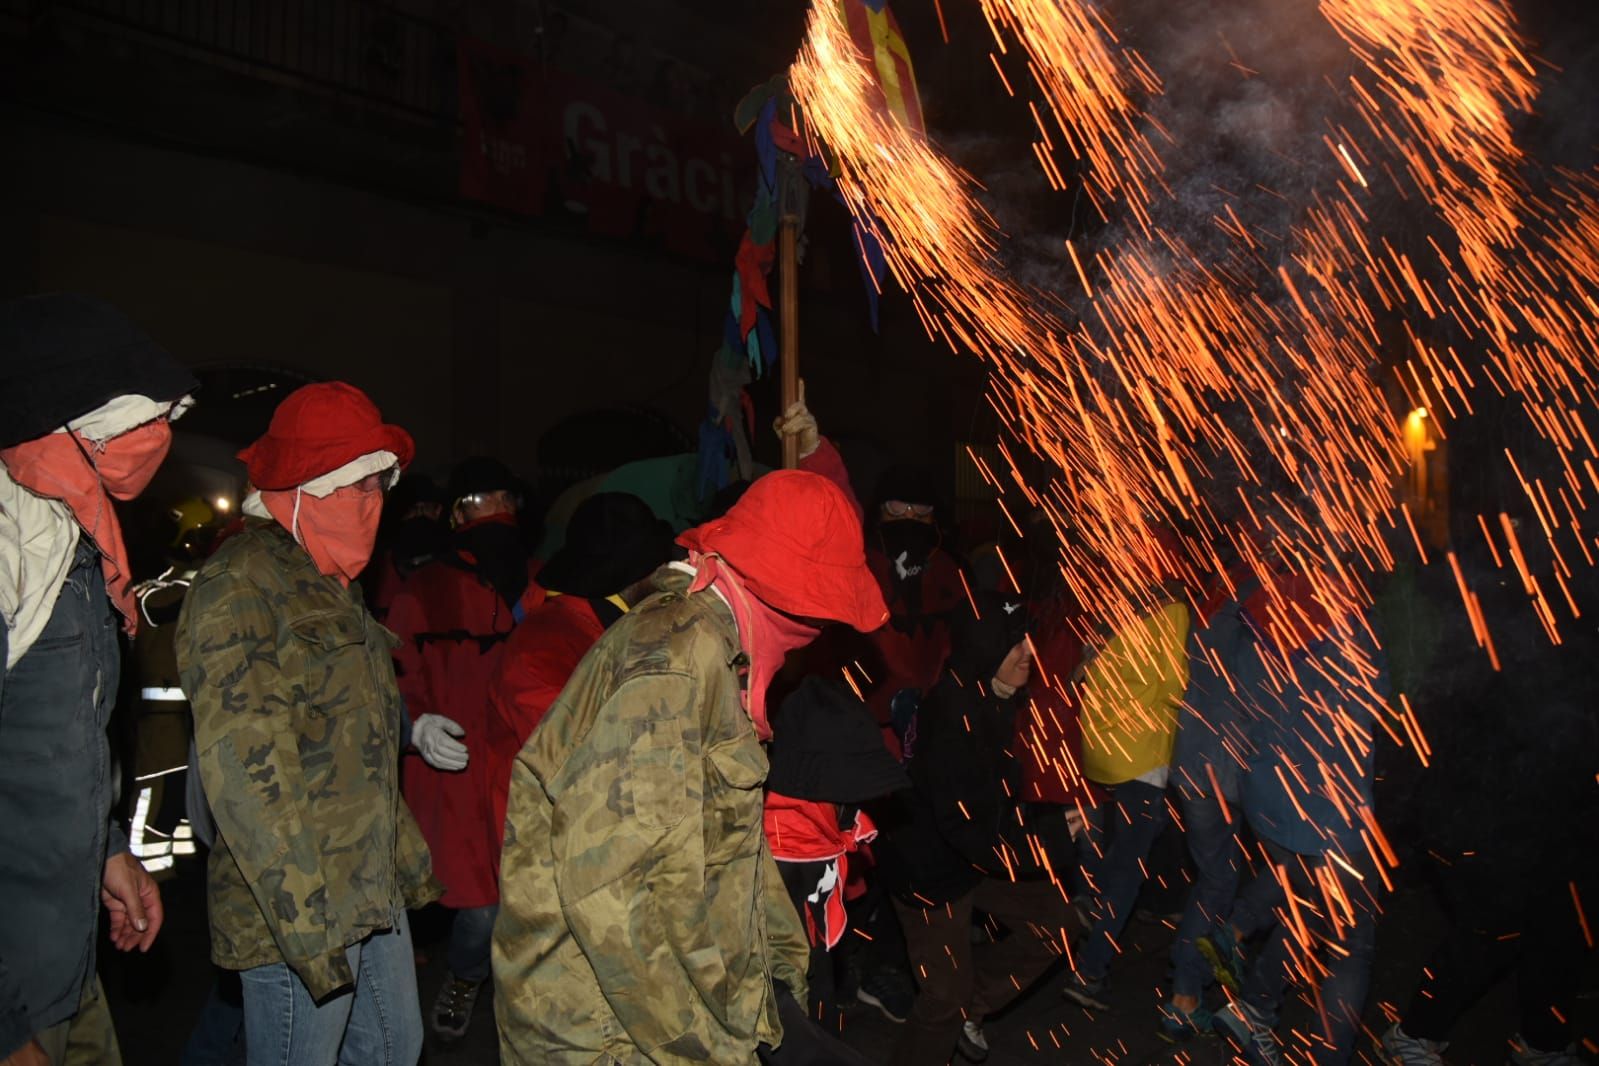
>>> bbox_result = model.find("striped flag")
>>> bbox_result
[838,0,925,133]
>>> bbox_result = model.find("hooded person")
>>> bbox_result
[876,589,1082,1066]
[862,464,966,756]
[364,472,448,623]
[382,454,545,1044]
[484,491,676,874]
[1062,535,1192,1014]
[492,468,889,1066]
[1193,567,1387,1066]
[762,677,910,1030]
[174,381,441,1066]
[0,293,193,1065]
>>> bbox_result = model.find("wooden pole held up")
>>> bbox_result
[780,212,801,469]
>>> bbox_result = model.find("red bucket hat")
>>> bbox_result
[678,470,888,632]
[238,381,414,490]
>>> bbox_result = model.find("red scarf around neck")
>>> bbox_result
[1,434,137,631]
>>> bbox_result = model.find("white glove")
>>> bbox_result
[772,379,820,459]
[413,713,469,771]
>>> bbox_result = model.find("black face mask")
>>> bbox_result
[393,515,447,567]
[879,520,939,580]
[453,519,529,609]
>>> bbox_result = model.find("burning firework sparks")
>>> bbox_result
[792,0,1596,1052]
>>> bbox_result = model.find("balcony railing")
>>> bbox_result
[45,0,457,121]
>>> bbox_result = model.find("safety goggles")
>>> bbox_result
[881,500,935,521]
[352,465,401,494]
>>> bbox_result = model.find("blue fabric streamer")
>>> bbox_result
[747,325,763,376]
[754,307,777,376]
[799,154,887,333]
[755,98,779,199]
[696,407,735,499]
[853,220,888,332]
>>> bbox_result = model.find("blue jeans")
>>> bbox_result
[1236,842,1377,1066]
[239,914,422,1066]
[446,904,498,984]
[0,544,121,1044]
[1171,791,1242,998]
[1077,780,1170,979]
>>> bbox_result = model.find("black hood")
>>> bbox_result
[0,293,196,449]
[947,589,1029,682]
[537,492,675,598]
[766,677,909,804]
[448,455,520,504]
[871,464,941,524]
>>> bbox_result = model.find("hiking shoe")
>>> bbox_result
[1213,1001,1283,1066]
[1196,924,1247,992]
[1158,1001,1215,1044]
[430,973,481,1043]
[1508,1034,1585,1066]
[1062,972,1111,1011]
[1381,1022,1446,1066]
[957,1019,990,1062]
[856,970,913,1024]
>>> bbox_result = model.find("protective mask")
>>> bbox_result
[89,420,173,501]
[879,519,939,578]
[264,485,384,583]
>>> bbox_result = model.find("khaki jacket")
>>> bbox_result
[493,569,808,1065]
[175,521,438,999]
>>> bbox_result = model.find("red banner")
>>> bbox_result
[458,39,746,261]
[458,38,547,216]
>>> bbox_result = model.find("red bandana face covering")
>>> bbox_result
[94,420,174,500]
[0,423,175,632]
[262,485,384,585]
[686,551,821,739]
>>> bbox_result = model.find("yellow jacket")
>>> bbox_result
[1078,601,1191,785]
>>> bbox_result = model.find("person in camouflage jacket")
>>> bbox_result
[493,469,889,1065]
[176,382,439,1066]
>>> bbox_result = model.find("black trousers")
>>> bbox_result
[892,877,1080,1066]
[1404,862,1595,1051]
[759,984,877,1066]
[778,859,844,1031]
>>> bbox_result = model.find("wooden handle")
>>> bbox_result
[780,214,800,470]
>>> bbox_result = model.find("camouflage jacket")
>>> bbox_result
[175,520,439,999]
[493,568,809,1065]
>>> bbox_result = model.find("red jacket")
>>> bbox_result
[484,594,609,884]
[863,546,962,727]
[388,556,544,909]
[1017,592,1103,807]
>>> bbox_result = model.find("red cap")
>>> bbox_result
[679,470,888,632]
[238,382,414,490]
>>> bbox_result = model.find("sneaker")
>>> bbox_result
[957,1019,990,1063]
[1158,1001,1215,1044]
[430,973,481,1043]
[1381,1022,1446,1066]
[855,970,913,1024]
[1212,1001,1282,1066]
[1508,1034,1585,1066]
[1062,972,1111,1011]
[1196,924,1246,992]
